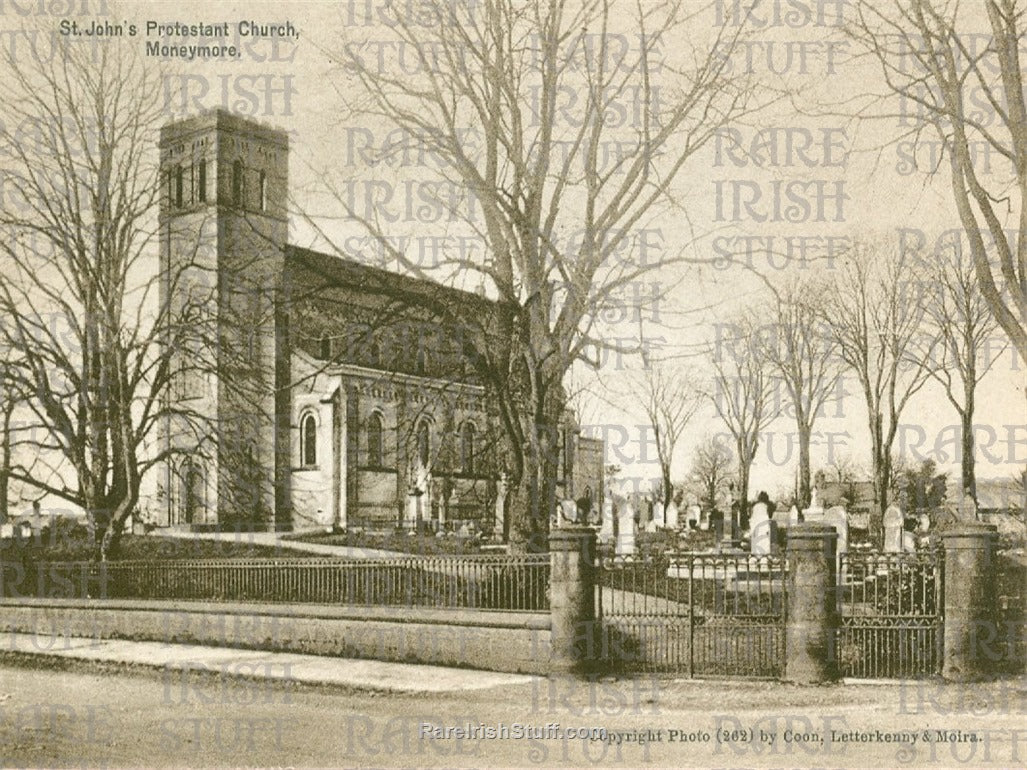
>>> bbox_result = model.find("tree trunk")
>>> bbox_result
[870,451,889,547]
[508,409,560,553]
[797,421,812,509]
[662,465,674,509]
[960,391,976,505]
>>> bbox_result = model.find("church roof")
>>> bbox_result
[284,244,498,319]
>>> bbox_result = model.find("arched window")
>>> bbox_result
[300,412,317,467]
[368,336,381,368]
[415,346,427,375]
[232,160,243,206]
[415,420,430,468]
[319,335,331,359]
[259,170,267,211]
[460,422,476,475]
[368,412,384,468]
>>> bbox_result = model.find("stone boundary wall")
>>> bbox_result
[0,598,551,675]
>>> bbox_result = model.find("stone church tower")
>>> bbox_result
[158,110,291,530]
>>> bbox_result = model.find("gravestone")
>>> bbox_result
[599,497,615,543]
[824,506,849,556]
[405,490,419,530]
[710,510,724,543]
[652,500,665,528]
[686,505,701,529]
[665,502,679,530]
[771,507,791,551]
[901,530,917,552]
[959,493,978,521]
[803,488,825,521]
[789,505,801,525]
[698,509,709,530]
[560,498,578,526]
[615,503,636,558]
[884,504,903,553]
[494,473,508,538]
[749,501,773,556]
[918,512,931,534]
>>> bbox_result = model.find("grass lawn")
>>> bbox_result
[284,528,488,555]
[1,521,318,563]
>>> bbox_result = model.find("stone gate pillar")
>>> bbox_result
[942,522,998,681]
[785,522,839,683]
[549,526,596,674]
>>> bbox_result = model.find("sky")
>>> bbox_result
[0,0,1023,512]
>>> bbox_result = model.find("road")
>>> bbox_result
[0,655,1024,768]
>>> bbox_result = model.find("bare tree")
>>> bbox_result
[685,434,735,512]
[826,452,862,484]
[911,238,1004,506]
[849,0,1027,362]
[314,0,766,547]
[0,41,224,560]
[755,278,842,508]
[709,315,775,517]
[823,239,934,542]
[629,361,703,508]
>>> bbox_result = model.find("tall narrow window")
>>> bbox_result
[416,420,430,468]
[197,159,207,203]
[319,335,331,359]
[174,165,184,208]
[368,412,384,468]
[259,171,267,211]
[232,160,243,206]
[460,422,476,475]
[301,413,317,467]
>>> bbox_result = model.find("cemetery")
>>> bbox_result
[577,478,1008,680]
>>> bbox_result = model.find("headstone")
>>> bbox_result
[615,503,636,558]
[729,503,741,542]
[652,501,665,528]
[710,510,724,543]
[789,505,801,525]
[749,502,772,556]
[803,488,825,521]
[901,530,917,553]
[771,508,791,551]
[560,498,578,526]
[824,506,849,556]
[884,504,903,553]
[405,489,419,529]
[959,493,978,521]
[665,502,679,530]
[599,497,615,543]
[686,505,700,529]
[698,509,709,530]
[918,512,931,534]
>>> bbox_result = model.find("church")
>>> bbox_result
[155,110,603,536]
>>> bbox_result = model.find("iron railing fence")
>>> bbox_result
[597,552,787,677]
[1,555,550,612]
[837,550,944,679]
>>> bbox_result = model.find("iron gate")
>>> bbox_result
[837,551,944,679]
[597,553,787,677]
